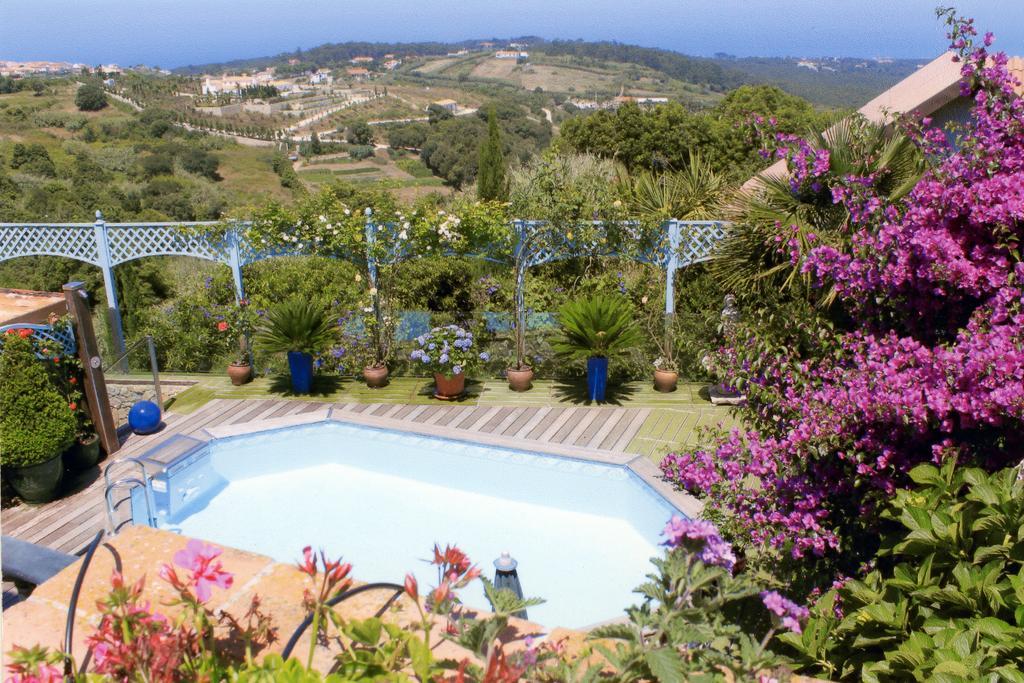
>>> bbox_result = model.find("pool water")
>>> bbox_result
[153,422,678,628]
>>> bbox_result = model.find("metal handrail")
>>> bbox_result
[103,458,157,531]
[104,335,160,403]
[63,531,104,677]
[280,582,405,660]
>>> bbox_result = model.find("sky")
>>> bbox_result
[2,0,1023,68]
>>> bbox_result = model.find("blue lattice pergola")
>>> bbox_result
[0,212,726,357]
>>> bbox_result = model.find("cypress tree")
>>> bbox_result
[477,107,507,201]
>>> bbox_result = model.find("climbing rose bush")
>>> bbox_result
[663,15,1024,573]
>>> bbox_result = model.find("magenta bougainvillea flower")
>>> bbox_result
[662,15,1024,570]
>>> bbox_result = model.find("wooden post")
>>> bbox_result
[63,281,120,456]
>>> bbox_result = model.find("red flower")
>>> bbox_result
[52,356,60,363]
[217,321,229,332]
[69,402,77,411]
[69,376,77,384]
[298,546,316,576]
[17,328,32,338]
[404,573,419,601]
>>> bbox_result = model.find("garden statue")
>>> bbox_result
[708,294,746,406]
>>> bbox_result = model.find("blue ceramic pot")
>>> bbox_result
[287,351,314,394]
[586,356,609,402]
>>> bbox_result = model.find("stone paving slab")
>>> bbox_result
[2,526,545,674]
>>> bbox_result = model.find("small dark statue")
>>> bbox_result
[708,294,746,406]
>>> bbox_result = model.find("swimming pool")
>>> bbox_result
[142,420,683,628]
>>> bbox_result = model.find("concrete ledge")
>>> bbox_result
[326,409,634,466]
[202,407,332,439]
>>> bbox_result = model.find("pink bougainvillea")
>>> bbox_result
[662,15,1024,570]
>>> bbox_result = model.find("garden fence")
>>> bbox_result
[0,213,727,359]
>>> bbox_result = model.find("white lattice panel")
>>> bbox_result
[0,323,77,355]
[0,224,99,265]
[106,225,231,265]
[678,221,728,267]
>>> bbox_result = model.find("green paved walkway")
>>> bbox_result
[142,374,738,462]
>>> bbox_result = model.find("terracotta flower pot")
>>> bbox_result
[654,368,679,393]
[433,372,466,400]
[227,362,252,386]
[363,365,389,388]
[507,366,534,392]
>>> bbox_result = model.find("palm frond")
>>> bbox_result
[553,294,644,362]
[253,298,336,354]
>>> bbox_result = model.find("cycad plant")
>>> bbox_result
[616,151,728,221]
[713,115,925,305]
[254,299,335,355]
[553,294,643,361]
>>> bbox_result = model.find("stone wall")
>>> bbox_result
[106,382,190,425]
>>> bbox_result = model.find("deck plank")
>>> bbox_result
[612,409,652,452]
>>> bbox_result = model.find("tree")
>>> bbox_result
[75,83,108,112]
[346,120,373,146]
[308,131,322,156]
[476,107,507,201]
[712,114,923,304]
[426,103,453,125]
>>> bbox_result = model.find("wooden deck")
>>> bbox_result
[2,399,654,557]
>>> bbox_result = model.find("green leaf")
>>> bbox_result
[644,648,686,683]
[344,617,382,646]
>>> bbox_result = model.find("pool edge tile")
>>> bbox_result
[626,456,703,519]
[205,409,332,438]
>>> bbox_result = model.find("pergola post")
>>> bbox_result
[93,211,126,360]
[664,220,681,315]
[63,281,120,456]
[226,225,246,302]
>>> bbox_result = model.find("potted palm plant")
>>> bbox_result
[254,299,335,394]
[0,333,78,502]
[553,294,643,402]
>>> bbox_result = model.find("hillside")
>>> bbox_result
[178,38,929,110]
[709,55,923,108]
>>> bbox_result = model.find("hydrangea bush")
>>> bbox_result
[662,14,1024,579]
[410,325,489,377]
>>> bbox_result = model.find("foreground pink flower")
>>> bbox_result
[165,539,233,602]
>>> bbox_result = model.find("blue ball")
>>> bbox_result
[128,400,161,435]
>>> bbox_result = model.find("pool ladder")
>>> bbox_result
[103,458,158,533]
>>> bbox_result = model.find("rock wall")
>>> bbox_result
[106,383,189,425]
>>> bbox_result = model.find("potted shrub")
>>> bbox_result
[254,299,335,394]
[638,294,681,393]
[326,308,392,388]
[0,333,77,502]
[220,299,258,386]
[36,323,103,471]
[553,295,642,403]
[410,325,489,400]
[358,293,395,389]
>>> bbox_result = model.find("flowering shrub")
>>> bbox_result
[661,14,1024,580]
[784,460,1024,680]
[0,333,78,468]
[576,516,801,681]
[214,298,259,365]
[410,325,489,377]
